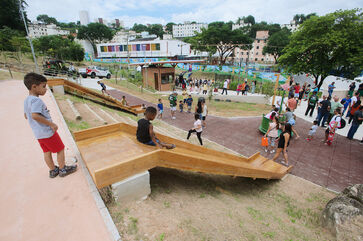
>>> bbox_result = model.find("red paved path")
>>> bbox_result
[109,89,363,192]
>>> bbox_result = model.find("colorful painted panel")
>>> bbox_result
[132,44,137,51]
[107,46,113,52]
[156,43,160,51]
[146,44,150,51]
[118,45,123,51]
[136,44,141,51]
[128,45,132,51]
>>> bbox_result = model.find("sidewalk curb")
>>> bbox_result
[48,87,122,241]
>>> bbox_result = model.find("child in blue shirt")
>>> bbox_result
[341,95,351,116]
[157,99,163,119]
[185,95,193,113]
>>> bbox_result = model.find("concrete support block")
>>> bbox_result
[52,85,64,95]
[111,171,151,203]
[66,99,82,120]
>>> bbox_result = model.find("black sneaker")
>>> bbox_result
[49,166,59,178]
[59,165,77,177]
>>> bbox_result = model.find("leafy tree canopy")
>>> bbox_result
[131,23,148,33]
[148,24,164,38]
[165,22,175,33]
[188,21,253,66]
[293,13,317,24]
[279,9,363,89]
[262,27,291,63]
[237,15,255,25]
[0,0,28,31]
[77,22,113,54]
[36,14,58,25]
[33,35,84,61]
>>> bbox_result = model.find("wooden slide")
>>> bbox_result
[74,123,292,189]
[47,78,145,115]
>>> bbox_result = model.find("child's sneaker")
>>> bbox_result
[305,138,311,141]
[270,150,275,154]
[59,165,77,177]
[49,166,59,178]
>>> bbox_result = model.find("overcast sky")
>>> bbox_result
[26,0,362,26]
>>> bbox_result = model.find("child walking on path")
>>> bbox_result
[23,73,77,178]
[186,95,193,113]
[306,120,318,141]
[179,100,184,112]
[187,114,203,145]
[137,107,175,149]
[157,99,163,119]
[272,123,292,166]
[97,81,109,95]
[264,112,279,153]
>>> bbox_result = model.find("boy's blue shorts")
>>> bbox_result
[145,138,160,146]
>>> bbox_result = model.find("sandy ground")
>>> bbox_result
[53,93,343,241]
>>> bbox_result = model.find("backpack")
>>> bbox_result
[339,118,346,129]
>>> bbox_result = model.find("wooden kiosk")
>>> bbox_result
[130,60,205,91]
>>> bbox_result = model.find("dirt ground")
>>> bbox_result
[53,92,341,241]
[108,170,336,241]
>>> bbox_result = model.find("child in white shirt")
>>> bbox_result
[187,113,203,145]
[306,120,318,141]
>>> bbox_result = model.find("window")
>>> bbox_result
[161,73,174,84]
[261,58,264,61]
[255,58,258,61]
[256,46,259,49]
[256,52,258,55]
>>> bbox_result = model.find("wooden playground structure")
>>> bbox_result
[47,78,145,115]
[74,123,292,189]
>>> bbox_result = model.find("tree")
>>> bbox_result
[237,15,255,25]
[0,27,25,51]
[165,22,175,34]
[248,22,281,38]
[0,0,28,31]
[293,13,317,24]
[36,14,58,25]
[77,22,113,54]
[262,28,291,63]
[279,9,363,89]
[33,35,84,61]
[131,23,148,33]
[147,24,164,38]
[188,21,253,66]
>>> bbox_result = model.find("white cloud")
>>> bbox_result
[26,0,362,27]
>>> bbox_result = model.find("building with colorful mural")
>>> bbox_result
[96,39,191,58]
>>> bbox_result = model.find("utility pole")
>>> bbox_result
[19,0,39,73]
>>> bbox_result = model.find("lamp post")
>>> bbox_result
[19,0,39,73]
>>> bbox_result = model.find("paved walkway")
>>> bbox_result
[0,80,113,241]
[108,88,363,192]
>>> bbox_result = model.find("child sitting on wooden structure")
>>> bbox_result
[136,106,175,149]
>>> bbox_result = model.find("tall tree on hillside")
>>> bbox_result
[237,15,255,25]
[36,14,58,25]
[148,24,164,38]
[262,28,291,63]
[77,22,113,55]
[279,9,363,89]
[0,0,28,31]
[188,21,253,66]
[293,13,317,24]
[165,22,175,34]
[131,23,148,33]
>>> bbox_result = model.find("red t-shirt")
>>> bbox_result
[294,85,300,93]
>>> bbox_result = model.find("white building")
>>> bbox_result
[280,20,299,32]
[172,22,208,38]
[28,22,70,38]
[79,10,90,26]
[97,39,191,58]
[232,22,251,30]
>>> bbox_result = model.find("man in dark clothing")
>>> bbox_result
[317,95,331,127]
[305,91,318,117]
[347,106,363,140]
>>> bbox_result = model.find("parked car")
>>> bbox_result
[78,66,111,79]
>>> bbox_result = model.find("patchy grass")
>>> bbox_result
[65,120,90,131]
[0,70,25,80]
